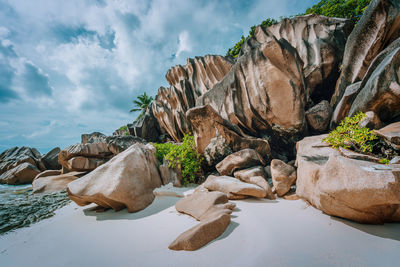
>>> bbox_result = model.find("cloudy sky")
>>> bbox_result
[0,0,317,154]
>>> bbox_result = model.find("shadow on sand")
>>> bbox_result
[332,216,400,241]
[83,195,180,221]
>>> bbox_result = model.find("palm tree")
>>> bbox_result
[130,92,154,122]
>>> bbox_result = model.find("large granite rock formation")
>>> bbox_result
[332,37,400,126]
[58,143,112,172]
[152,55,233,142]
[187,105,271,159]
[198,37,306,155]
[270,159,297,197]
[0,162,41,185]
[169,190,235,251]
[41,147,61,170]
[33,171,86,194]
[331,0,400,107]
[126,106,162,142]
[255,14,353,103]
[67,143,162,212]
[296,134,400,224]
[0,146,46,184]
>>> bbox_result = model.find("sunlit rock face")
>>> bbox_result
[331,0,400,107]
[255,14,353,104]
[152,55,233,142]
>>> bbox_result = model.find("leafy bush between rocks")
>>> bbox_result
[118,125,130,136]
[323,112,378,153]
[153,134,203,185]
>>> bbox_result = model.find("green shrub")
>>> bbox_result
[153,134,203,185]
[118,125,129,135]
[323,112,378,153]
[379,158,390,165]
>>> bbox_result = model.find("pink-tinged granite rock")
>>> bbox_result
[33,171,86,194]
[296,134,400,224]
[169,190,235,251]
[271,159,297,197]
[204,175,267,199]
[233,166,275,199]
[0,162,41,185]
[331,0,400,106]
[67,143,162,212]
[216,149,266,176]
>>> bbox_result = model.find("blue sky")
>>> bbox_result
[0,0,318,154]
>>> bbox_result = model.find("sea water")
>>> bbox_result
[0,184,70,234]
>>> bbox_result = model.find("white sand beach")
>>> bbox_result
[1,186,400,267]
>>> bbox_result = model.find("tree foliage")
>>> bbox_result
[323,112,378,153]
[130,92,154,123]
[226,0,371,58]
[153,134,203,185]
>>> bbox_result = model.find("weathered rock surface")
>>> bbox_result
[105,135,146,155]
[271,159,297,197]
[358,111,384,129]
[152,55,233,142]
[0,162,41,185]
[198,37,306,155]
[41,147,61,170]
[305,100,332,132]
[58,143,112,172]
[187,105,271,159]
[127,106,162,142]
[203,134,232,167]
[374,122,400,149]
[216,149,266,176]
[255,14,353,103]
[233,166,275,199]
[296,134,400,224]
[81,132,106,144]
[347,38,400,122]
[204,175,267,199]
[332,0,400,106]
[159,160,182,187]
[33,171,86,194]
[35,170,62,179]
[169,190,235,251]
[67,143,162,212]
[0,146,44,176]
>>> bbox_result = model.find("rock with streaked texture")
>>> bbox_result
[0,146,44,176]
[169,190,235,251]
[105,135,146,155]
[0,162,41,185]
[81,132,106,144]
[271,159,297,197]
[255,14,353,103]
[233,166,275,199]
[198,37,306,156]
[296,134,400,224]
[34,170,62,179]
[67,143,162,212]
[187,105,271,159]
[204,175,267,199]
[152,55,233,142]
[331,0,400,106]
[358,111,384,129]
[203,134,232,167]
[305,100,332,132]
[33,171,86,194]
[126,106,162,142]
[58,143,113,172]
[41,147,61,170]
[374,122,400,149]
[216,149,266,176]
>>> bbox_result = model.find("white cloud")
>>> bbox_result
[176,31,192,57]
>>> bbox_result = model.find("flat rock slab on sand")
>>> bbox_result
[1,193,400,267]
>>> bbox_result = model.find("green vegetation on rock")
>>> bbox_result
[153,134,203,185]
[118,125,129,135]
[323,112,378,153]
[226,0,371,58]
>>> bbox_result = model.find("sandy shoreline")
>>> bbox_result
[1,187,400,267]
